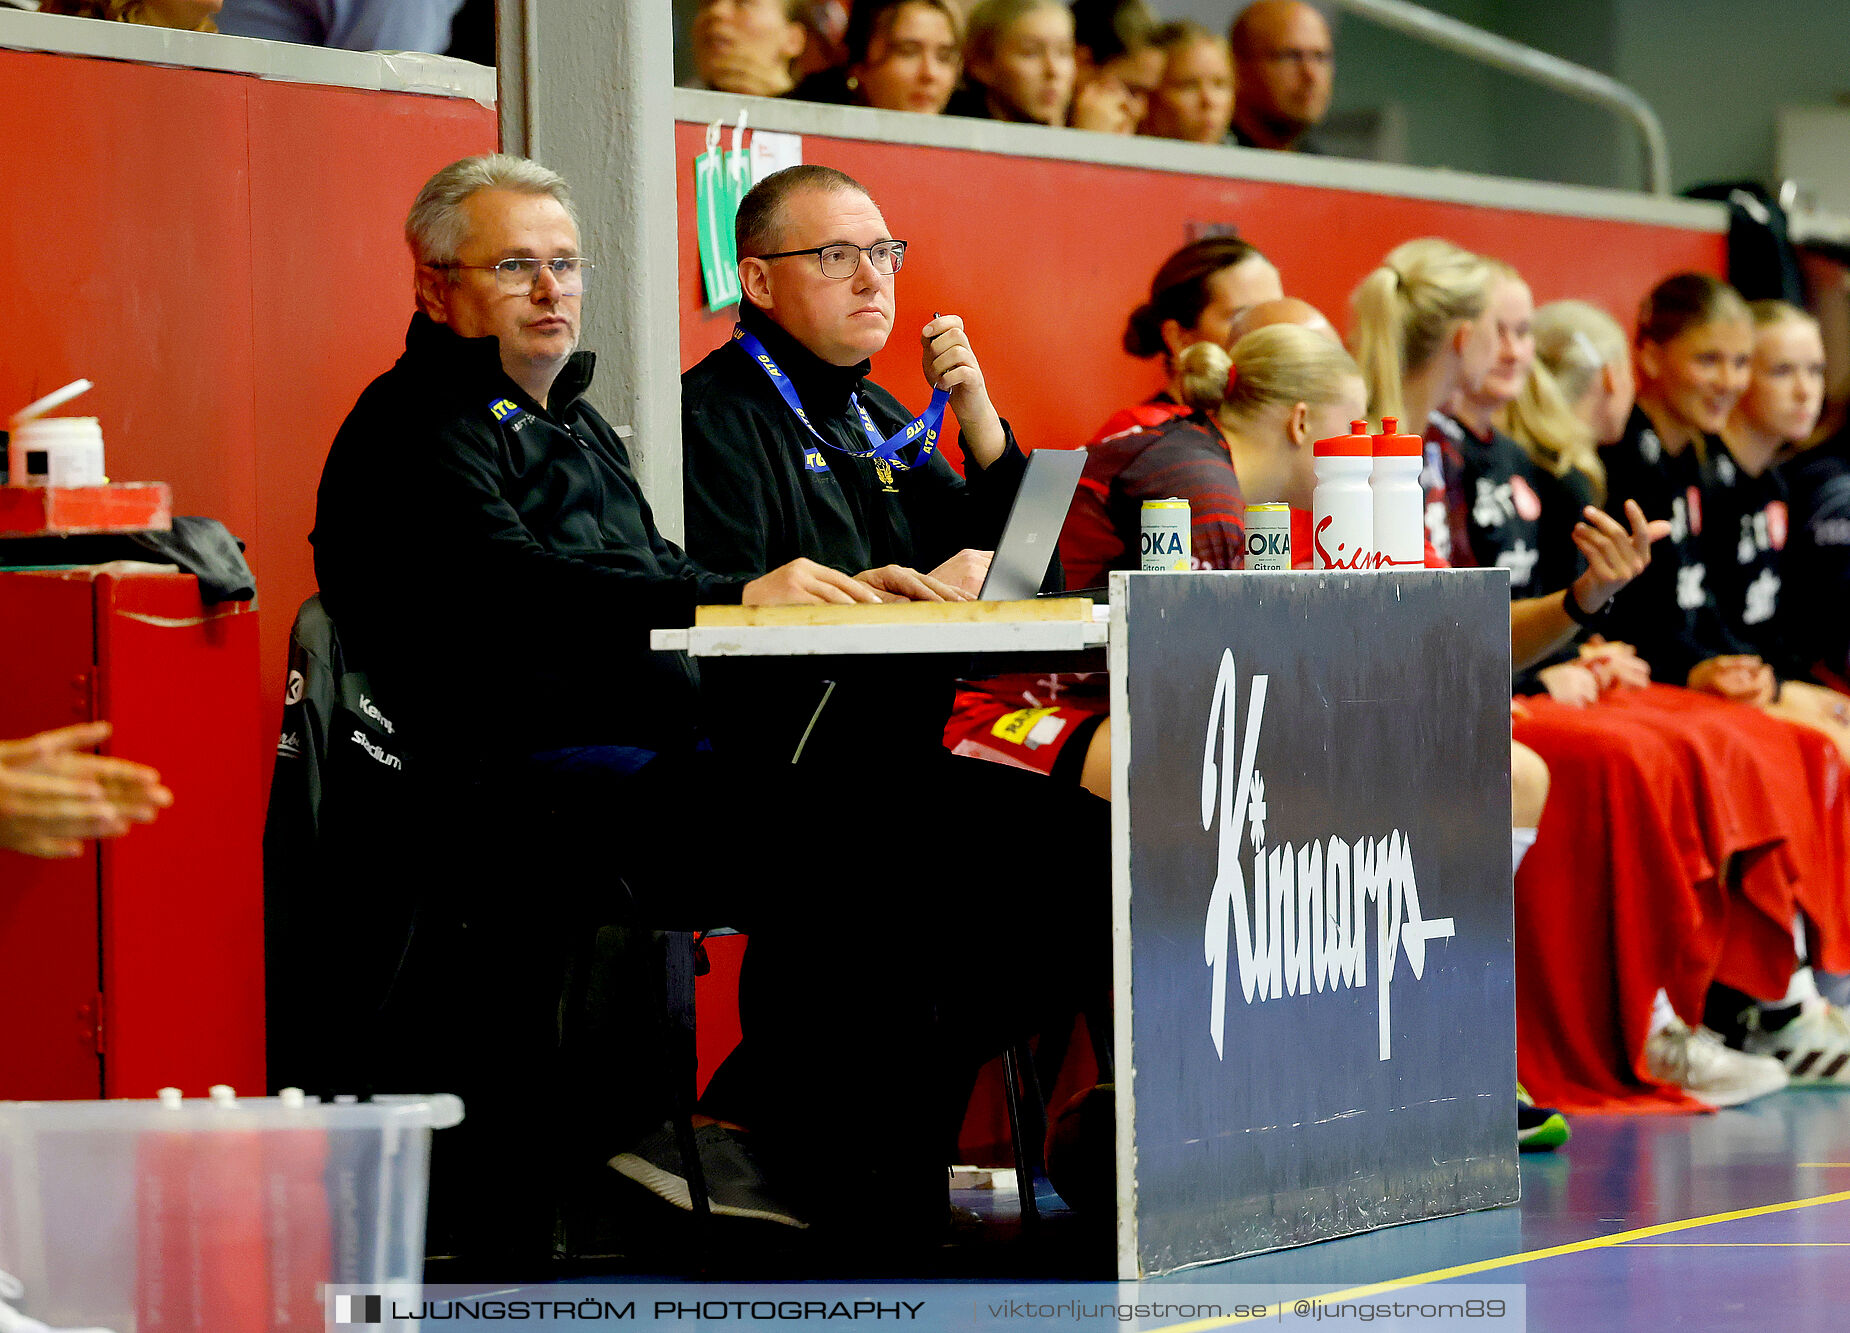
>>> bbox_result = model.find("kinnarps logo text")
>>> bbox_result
[1201,650,1455,1062]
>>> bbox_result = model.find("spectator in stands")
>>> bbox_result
[949,0,1075,126]
[789,0,850,88]
[1139,21,1234,146]
[1099,236,1282,441]
[1599,273,1772,702]
[39,0,217,27]
[216,0,469,51]
[0,722,170,861]
[1228,0,1333,152]
[792,0,961,113]
[677,163,1111,1244]
[684,0,808,97]
[1070,0,1160,134]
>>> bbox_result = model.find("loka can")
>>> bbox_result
[1140,498,1190,571]
[1243,503,1291,570]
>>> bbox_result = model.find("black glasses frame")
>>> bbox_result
[754,240,909,278]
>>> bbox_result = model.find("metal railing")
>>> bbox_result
[1328,0,1671,195]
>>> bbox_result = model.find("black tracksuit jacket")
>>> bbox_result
[680,302,1033,768]
[312,314,751,758]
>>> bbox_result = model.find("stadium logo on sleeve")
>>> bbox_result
[1200,650,1454,1062]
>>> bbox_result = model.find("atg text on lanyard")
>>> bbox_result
[733,326,949,483]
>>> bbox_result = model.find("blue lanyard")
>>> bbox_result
[733,326,948,477]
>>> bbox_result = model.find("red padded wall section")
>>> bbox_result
[96,574,265,1097]
[0,49,497,782]
[0,575,106,1100]
[675,124,1727,459]
[1,52,258,546]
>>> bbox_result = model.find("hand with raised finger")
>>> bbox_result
[921,314,1006,467]
[1569,500,1671,613]
[926,548,992,597]
[742,557,884,607]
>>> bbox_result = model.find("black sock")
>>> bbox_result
[1702,982,1760,1045]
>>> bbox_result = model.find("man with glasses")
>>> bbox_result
[1228,0,1334,153]
[309,154,981,1266]
[682,164,1022,781]
[675,164,1110,1245]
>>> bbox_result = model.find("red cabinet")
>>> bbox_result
[0,568,264,1098]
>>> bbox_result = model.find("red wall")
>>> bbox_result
[675,123,1726,458]
[0,49,497,771]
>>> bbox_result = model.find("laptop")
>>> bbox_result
[978,447,1088,601]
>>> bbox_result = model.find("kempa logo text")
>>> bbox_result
[1200,650,1455,1061]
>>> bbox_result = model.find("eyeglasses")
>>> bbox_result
[755,240,908,280]
[432,256,595,295]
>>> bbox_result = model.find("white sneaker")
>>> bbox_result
[1741,998,1850,1083]
[1643,1017,1789,1107]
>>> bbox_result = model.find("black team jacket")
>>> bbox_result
[311,314,752,760]
[1599,406,1751,686]
[681,300,1036,769]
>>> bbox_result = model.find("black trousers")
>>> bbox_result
[546,741,1112,1236]
[391,740,1112,1258]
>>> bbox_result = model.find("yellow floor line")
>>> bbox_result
[1152,1190,1850,1332]
[1621,1242,1850,1247]
[1797,1162,1850,1168]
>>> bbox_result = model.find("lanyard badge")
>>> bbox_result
[733,326,948,488]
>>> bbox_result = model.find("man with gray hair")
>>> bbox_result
[310,153,974,1266]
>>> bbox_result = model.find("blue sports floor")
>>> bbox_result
[518,1088,1850,1330]
[1131,1087,1850,1330]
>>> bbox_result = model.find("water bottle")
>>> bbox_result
[1312,420,1375,570]
[1370,416,1425,569]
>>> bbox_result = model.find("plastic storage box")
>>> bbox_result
[0,1088,462,1331]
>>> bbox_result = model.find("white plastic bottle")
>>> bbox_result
[1312,420,1375,570]
[1370,416,1425,569]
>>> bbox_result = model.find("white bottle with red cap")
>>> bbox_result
[1370,416,1425,569]
[1312,420,1375,570]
